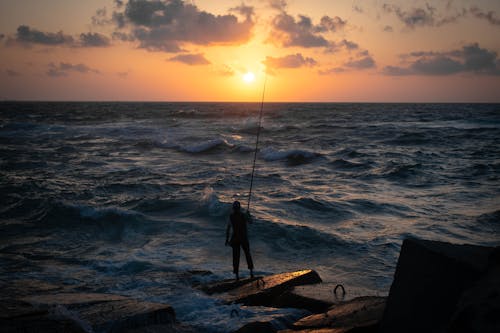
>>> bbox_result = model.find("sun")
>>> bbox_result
[243,71,255,83]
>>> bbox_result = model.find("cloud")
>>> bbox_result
[47,62,100,77]
[111,0,254,52]
[10,25,111,48]
[263,53,317,71]
[268,10,346,48]
[14,25,74,45]
[214,64,235,76]
[353,5,363,13]
[6,69,21,77]
[318,67,345,75]
[383,43,500,76]
[382,3,466,29]
[80,32,111,47]
[345,54,376,69]
[268,0,287,11]
[117,71,129,78]
[168,53,211,65]
[383,25,393,32]
[92,7,110,26]
[470,7,500,26]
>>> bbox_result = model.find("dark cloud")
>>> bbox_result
[384,43,500,76]
[344,54,376,70]
[353,5,364,13]
[470,6,500,26]
[117,71,129,78]
[47,62,100,77]
[318,67,345,75]
[112,31,136,42]
[383,25,393,32]
[92,7,110,26]
[230,4,255,22]
[263,53,317,71]
[6,69,21,77]
[80,32,111,47]
[15,25,74,45]
[215,64,235,76]
[382,3,466,29]
[268,9,346,48]
[112,0,254,52]
[10,25,111,48]
[268,0,287,11]
[168,53,210,65]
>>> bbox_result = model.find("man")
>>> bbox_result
[225,201,254,280]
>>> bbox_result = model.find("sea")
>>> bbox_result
[1,102,499,332]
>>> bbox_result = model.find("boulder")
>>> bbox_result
[380,238,495,333]
[233,321,277,333]
[199,276,262,295]
[221,270,322,307]
[11,293,177,333]
[290,296,386,332]
[0,299,88,333]
[447,247,500,333]
[274,282,379,314]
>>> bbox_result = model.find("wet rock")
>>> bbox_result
[12,293,177,333]
[380,238,495,333]
[221,270,322,307]
[199,276,262,295]
[0,299,88,333]
[274,283,379,314]
[447,247,500,333]
[233,321,277,333]
[290,296,386,332]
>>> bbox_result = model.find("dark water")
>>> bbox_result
[1,102,499,331]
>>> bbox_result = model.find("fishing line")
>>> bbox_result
[247,73,267,211]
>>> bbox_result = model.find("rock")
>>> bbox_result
[221,270,322,308]
[290,296,386,332]
[274,283,380,314]
[14,293,177,333]
[380,238,495,333]
[447,247,500,333]
[199,276,262,295]
[233,321,277,333]
[0,299,88,333]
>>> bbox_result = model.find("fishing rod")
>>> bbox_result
[247,73,267,212]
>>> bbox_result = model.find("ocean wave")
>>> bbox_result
[371,162,423,180]
[346,198,412,217]
[261,147,321,165]
[383,132,431,145]
[181,138,234,154]
[330,158,371,170]
[477,210,500,227]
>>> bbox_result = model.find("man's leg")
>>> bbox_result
[232,244,240,279]
[242,242,254,276]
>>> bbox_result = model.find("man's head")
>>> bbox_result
[232,201,241,211]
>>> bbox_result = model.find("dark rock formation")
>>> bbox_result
[199,276,262,295]
[380,238,496,333]
[233,321,277,333]
[447,247,500,333]
[288,296,386,332]
[220,270,323,307]
[2,293,179,333]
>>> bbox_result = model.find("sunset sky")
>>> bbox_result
[1,0,499,102]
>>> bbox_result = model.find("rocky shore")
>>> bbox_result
[2,238,498,333]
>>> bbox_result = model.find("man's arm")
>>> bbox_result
[225,221,231,246]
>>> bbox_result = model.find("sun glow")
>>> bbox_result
[243,71,255,83]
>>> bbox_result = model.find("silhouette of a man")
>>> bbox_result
[225,201,254,280]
